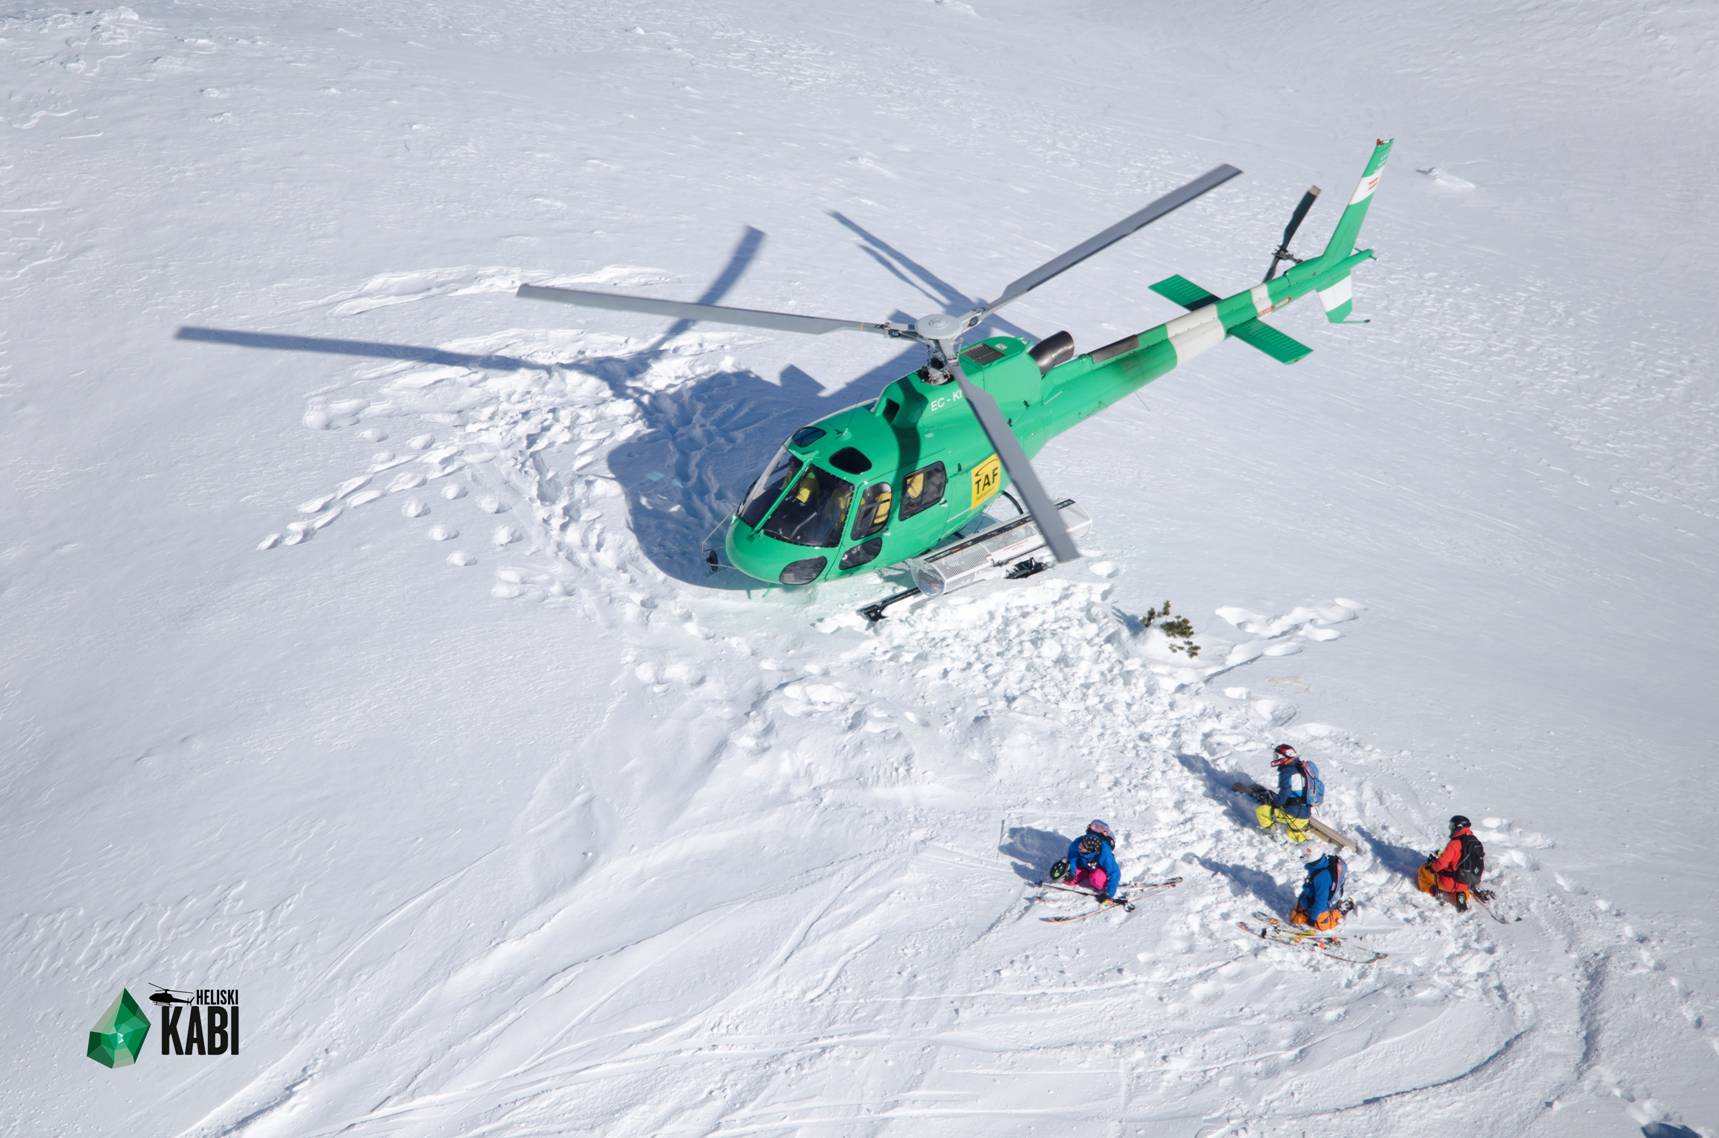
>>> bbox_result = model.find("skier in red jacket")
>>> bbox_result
[1418,815,1492,911]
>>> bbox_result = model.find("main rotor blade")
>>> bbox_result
[516,284,907,339]
[945,352,1080,563]
[981,164,1243,318]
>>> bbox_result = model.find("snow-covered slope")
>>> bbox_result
[4,1,1716,1135]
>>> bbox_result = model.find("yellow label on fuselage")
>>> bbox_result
[971,455,1001,507]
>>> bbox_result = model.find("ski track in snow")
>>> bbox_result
[194,277,1719,1136]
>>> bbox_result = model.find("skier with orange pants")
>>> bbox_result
[1418,815,1492,912]
[1290,846,1353,931]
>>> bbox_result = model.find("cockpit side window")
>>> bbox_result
[851,483,893,540]
[738,447,801,528]
[763,466,854,548]
[898,461,947,520]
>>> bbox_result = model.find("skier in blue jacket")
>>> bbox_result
[1049,820,1122,904]
[1291,847,1352,931]
[1255,743,1315,843]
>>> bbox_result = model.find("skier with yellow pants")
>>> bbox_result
[1255,743,1322,842]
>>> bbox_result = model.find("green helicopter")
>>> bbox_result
[518,139,1393,589]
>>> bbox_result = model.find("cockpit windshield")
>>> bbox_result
[737,447,801,529]
[763,466,854,548]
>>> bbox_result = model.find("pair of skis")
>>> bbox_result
[1034,876,1183,923]
[1235,912,1388,964]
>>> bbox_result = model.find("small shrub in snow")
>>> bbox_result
[1143,600,1201,658]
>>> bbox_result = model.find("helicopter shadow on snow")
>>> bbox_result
[182,228,813,591]
[174,312,834,591]
[178,215,1037,590]
[174,327,554,374]
[998,825,1068,882]
[177,317,837,589]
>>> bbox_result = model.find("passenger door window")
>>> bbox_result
[851,483,893,540]
[899,462,947,520]
[839,537,883,571]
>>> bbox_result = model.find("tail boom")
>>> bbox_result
[1071,139,1393,380]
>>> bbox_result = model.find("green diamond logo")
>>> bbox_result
[88,988,150,1068]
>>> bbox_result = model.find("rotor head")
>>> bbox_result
[912,312,966,341]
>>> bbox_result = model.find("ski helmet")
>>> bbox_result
[1450,815,1471,835]
[1086,819,1114,841]
[1078,834,1102,856]
[1272,743,1300,767]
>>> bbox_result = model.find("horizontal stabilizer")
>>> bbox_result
[1151,272,1311,363]
[1230,317,1313,364]
[1155,271,1313,360]
[1149,274,1219,310]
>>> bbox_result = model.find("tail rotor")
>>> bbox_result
[1264,185,1321,281]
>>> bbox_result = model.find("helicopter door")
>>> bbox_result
[851,483,893,540]
[898,462,947,520]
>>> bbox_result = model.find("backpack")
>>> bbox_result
[1307,854,1346,913]
[1455,833,1485,886]
[1298,759,1326,809]
[1323,855,1346,902]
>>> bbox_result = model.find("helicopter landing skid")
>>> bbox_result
[859,557,1051,623]
[859,584,923,623]
[860,499,1089,623]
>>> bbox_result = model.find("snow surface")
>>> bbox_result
[4,0,1717,1134]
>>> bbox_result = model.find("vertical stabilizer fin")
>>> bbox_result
[1321,138,1393,265]
[1314,138,1393,322]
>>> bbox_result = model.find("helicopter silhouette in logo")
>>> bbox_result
[148,984,195,1006]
